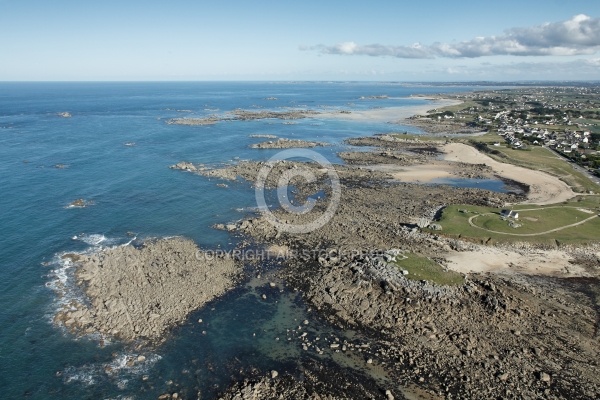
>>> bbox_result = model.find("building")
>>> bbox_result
[501,210,519,219]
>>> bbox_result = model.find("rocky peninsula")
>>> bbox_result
[54,237,240,342]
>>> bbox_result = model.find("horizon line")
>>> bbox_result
[1,79,600,84]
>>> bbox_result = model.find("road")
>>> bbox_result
[545,145,600,188]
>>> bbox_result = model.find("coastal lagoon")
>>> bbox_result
[1,82,501,398]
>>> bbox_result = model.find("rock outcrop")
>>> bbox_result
[55,238,240,342]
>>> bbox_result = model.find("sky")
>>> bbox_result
[0,0,599,81]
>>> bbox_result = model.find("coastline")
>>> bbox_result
[54,237,240,343]
[45,87,600,399]
[318,98,463,123]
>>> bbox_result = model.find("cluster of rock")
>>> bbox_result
[249,134,277,139]
[450,162,494,179]
[166,117,219,126]
[232,109,319,121]
[170,159,386,194]
[166,109,320,126]
[339,150,428,166]
[217,360,385,399]
[359,95,389,100]
[250,138,328,149]
[54,238,240,342]
[346,135,446,148]
[237,177,517,252]
[279,250,600,399]
[67,198,93,208]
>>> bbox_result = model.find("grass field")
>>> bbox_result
[473,207,595,234]
[434,196,600,245]
[394,253,465,286]
[431,99,479,114]
[389,132,446,141]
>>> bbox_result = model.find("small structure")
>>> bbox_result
[501,209,519,219]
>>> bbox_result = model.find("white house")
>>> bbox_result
[501,210,519,219]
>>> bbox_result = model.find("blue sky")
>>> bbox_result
[1,0,599,81]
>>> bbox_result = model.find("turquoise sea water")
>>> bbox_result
[0,82,511,399]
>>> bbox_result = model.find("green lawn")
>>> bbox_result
[394,253,465,286]
[432,100,480,114]
[435,196,600,245]
[473,207,595,234]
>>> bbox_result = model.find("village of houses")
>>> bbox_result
[436,86,600,177]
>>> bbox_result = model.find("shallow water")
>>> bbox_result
[0,82,496,398]
[429,176,525,194]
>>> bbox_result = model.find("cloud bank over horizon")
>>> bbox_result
[306,14,600,59]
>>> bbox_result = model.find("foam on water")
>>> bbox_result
[45,233,134,338]
[62,351,162,389]
[79,233,108,246]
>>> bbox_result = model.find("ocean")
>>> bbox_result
[0,82,504,399]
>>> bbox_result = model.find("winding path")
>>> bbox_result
[466,206,599,237]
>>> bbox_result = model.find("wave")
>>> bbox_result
[62,351,162,389]
[45,233,134,332]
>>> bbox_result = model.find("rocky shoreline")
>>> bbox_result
[56,98,599,398]
[54,237,241,343]
[171,128,600,398]
[217,359,386,400]
[280,252,600,399]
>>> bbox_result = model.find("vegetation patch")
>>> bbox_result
[394,253,465,286]
[436,196,600,245]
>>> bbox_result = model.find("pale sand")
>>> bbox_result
[442,143,576,205]
[444,247,590,277]
[319,99,462,123]
[370,162,456,183]
[378,143,576,204]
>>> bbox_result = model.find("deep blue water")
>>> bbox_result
[0,82,503,399]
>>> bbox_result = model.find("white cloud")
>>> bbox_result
[306,14,600,59]
[309,41,432,59]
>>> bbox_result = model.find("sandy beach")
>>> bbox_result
[444,247,588,276]
[319,98,462,122]
[373,141,576,205]
[371,162,456,182]
[442,143,576,205]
